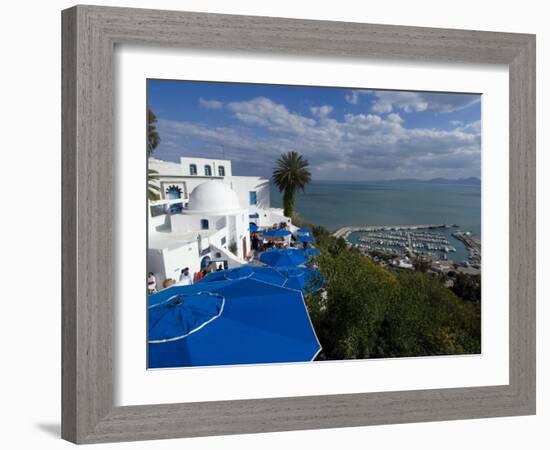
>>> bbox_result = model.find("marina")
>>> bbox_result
[334,224,481,271]
[355,230,456,258]
[332,223,459,240]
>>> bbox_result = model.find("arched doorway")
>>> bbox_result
[200,256,211,270]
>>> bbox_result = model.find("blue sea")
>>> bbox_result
[270,181,481,263]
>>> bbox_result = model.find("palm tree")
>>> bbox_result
[148,169,160,201]
[147,108,161,200]
[272,151,312,218]
[147,108,160,157]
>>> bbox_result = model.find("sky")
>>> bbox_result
[147,79,481,181]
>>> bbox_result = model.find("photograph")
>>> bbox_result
[146,79,482,369]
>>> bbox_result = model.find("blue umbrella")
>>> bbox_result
[263,229,292,238]
[297,228,311,235]
[148,279,321,368]
[249,223,259,232]
[297,235,315,243]
[148,291,225,343]
[277,266,324,294]
[198,265,287,287]
[259,249,308,267]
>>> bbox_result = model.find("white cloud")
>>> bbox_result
[344,91,360,104]
[371,91,479,114]
[371,100,395,114]
[344,89,479,115]
[371,91,428,113]
[310,105,333,118]
[456,120,481,134]
[227,97,315,134]
[156,98,481,180]
[199,98,223,110]
[386,113,404,124]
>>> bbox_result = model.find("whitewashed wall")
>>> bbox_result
[148,158,183,175]
[166,241,201,280]
[230,176,271,210]
[170,213,226,234]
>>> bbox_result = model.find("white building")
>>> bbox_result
[148,157,292,284]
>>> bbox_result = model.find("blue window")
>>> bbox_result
[166,186,181,200]
[221,236,227,246]
[189,164,197,175]
[218,165,225,177]
[200,219,209,230]
[166,185,183,213]
[249,191,257,205]
[204,165,212,176]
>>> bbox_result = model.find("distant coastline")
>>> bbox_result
[302,177,481,187]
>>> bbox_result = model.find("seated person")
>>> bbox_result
[176,267,192,286]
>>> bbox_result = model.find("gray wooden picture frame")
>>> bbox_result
[61,5,536,444]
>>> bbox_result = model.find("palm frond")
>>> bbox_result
[147,108,161,157]
[147,168,161,201]
[272,151,312,218]
[272,151,312,193]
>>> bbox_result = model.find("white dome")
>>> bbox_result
[184,181,242,215]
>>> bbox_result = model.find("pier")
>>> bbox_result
[451,231,481,267]
[452,231,481,252]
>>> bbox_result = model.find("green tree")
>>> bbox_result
[272,151,312,218]
[374,271,481,357]
[147,108,161,157]
[147,108,161,200]
[412,255,431,273]
[451,273,481,303]
[309,244,398,360]
[147,169,160,201]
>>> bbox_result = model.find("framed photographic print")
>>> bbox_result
[62,5,536,444]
